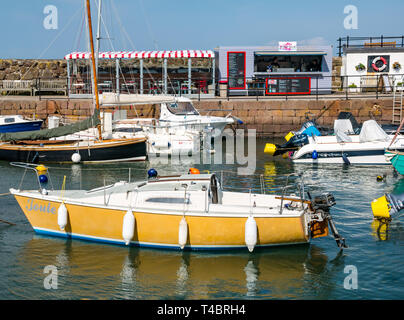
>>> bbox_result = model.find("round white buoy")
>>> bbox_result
[122,209,135,245]
[178,217,188,249]
[57,202,68,230]
[245,216,257,252]
[71,152,81,163]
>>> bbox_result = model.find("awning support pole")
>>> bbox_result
[188,58,191,94]
[116,58,120,96]
[140,59,144,94]
[164,58,167,94]
[212,57,215,95]
[67,60,71,96]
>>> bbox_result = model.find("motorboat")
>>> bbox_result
[99,93,239,138]
[10,166,346,251]
[265,115,404,165]
[0,115,43,133]
[158,96,236,137]
[291,120,404,164]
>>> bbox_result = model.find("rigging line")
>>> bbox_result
[0,5,83,104]
[109,0,140,95]
[138,0,158,50]
[73,8,86,51]
[37,6,83,61]
[96,1,139,117]
[110,0,136,49]
[110,0,161,96]
[111,1,166,97]
[102,0,170,98]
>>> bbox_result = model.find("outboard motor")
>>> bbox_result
[296,121,321,136]
[372,192,404,219]
[284,120,320,148]
[264,120,320,157]
[310,192,347,249]
[264,132,310,157]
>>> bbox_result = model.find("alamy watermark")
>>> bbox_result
[43,5,58,30]
[43,265,58,289]
[148,129,257,176]
[343,265,358,290]
[343,5,358,30]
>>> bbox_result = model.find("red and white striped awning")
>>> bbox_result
[64,50,215,60]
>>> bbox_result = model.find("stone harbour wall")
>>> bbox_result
[0,97,394,137]
[0,59,67,80]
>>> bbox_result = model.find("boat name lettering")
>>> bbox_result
[26,199,56,214]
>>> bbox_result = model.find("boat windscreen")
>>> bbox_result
[167,102,199,116]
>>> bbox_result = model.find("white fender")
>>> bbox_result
[152,139,170,149]
[245,216,257,252]
[178,217,188,249]
[122,209,135,245]
[57,202,68,230]
[71,152,81,163]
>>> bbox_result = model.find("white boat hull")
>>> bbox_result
[292,135,404,165]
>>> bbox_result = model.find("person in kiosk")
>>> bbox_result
[308,59,321,72]
[267,57,280,72]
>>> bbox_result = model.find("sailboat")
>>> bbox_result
[10,166,346,251]
[0,0,147,164]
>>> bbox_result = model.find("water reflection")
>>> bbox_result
[10,236,350,299]
[244,260,258,297]
[371,219,404,242]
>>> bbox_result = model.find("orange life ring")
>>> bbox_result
[372,56,387,72]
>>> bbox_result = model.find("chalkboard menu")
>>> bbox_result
[227,52,246,89]
[265,77,311,95]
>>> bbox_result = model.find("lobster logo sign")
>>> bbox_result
[368,55,390,73]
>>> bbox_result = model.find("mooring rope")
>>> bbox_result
[0,218,16,226]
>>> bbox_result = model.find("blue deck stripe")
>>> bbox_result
[33,228,308,251]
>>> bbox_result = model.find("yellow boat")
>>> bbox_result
[10,165,346,251]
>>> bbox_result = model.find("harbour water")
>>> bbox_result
[0,138,403,300]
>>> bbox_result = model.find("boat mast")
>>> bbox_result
[95,0,102,77]
[86,0,103,141]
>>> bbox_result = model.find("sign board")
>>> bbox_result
[265,77,311,95]
[278,41,297,51]
[227,51,246,90]
[382,75,392,92]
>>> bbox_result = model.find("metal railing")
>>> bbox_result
[1,73,404,101]
[337,35,404,57]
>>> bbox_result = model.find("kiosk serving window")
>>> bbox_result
[254,53,324,73]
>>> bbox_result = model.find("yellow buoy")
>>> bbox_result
[285,131,295,142]
[371,195,391,219]
[35,164,48,175]
[264,143,277,155]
